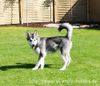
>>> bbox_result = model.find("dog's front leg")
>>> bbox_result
[32,52,46,70]
[32,57,43,70]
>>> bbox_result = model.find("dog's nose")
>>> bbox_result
[32,45,35,48]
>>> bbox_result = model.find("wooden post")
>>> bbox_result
[19,0,22,24]
[53,0,55,23]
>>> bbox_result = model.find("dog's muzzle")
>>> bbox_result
[31,45,35,48]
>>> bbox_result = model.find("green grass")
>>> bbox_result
[0,26,100,86]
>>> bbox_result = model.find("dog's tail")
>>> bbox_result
[58,23,73,40]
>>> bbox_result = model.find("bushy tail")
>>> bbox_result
[58,23,73,40]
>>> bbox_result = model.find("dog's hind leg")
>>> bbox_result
[66,53,71,66]
[60,50,71,70]
[60,55,68,70]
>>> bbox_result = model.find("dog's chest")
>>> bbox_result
[35,47,40,53]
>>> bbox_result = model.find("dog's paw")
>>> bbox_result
[60,68,66,71]
[32,67,38,70]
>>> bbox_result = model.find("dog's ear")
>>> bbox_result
[26,32,31,40]
[35,32,39,37]
[34,31,39,37]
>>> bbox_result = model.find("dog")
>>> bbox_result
[26,23,73,70]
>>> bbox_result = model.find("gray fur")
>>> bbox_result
[26,23,73,70]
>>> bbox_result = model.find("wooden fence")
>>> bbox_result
[0,0,99,25]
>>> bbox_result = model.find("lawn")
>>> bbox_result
[0,26,100,86]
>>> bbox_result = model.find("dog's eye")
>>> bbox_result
[29,39,32,42]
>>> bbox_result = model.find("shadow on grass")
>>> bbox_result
[85,27,100,30]
[0,63,53,71]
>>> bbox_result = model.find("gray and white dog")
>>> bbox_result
[26,23,73,70]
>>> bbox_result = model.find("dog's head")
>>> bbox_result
[26,31,40,48]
